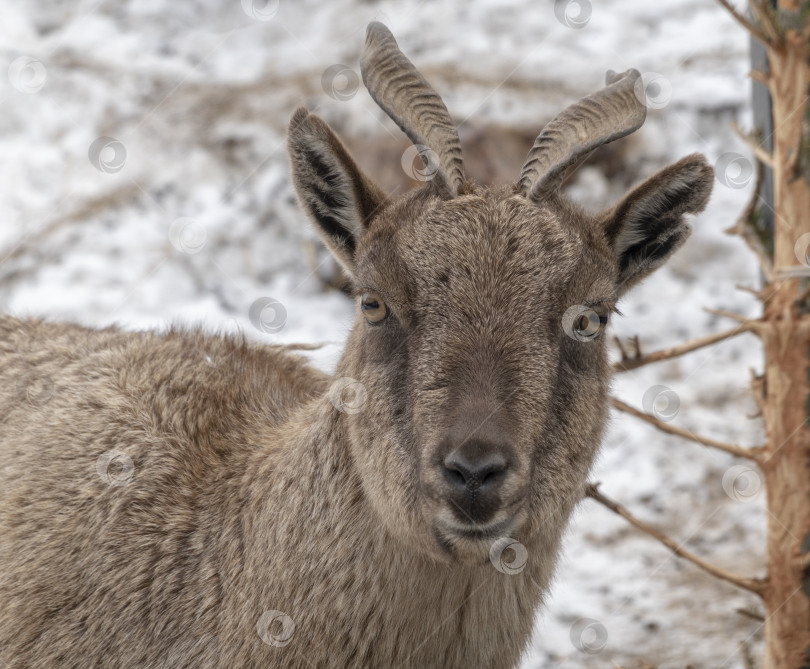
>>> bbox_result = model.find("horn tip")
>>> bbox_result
[365,21,395,46]
[605,68,641,86]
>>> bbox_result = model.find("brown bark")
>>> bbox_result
[758,12,810,667]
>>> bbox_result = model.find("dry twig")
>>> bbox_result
[613,325,754,373]
[732,121,775,169]
[611,397,763,460]
[585,483,765,595]
[716,0,776,45]
[705,307,752,325]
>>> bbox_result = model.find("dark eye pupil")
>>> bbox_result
[362,300,379,311]
[573,310,609,337]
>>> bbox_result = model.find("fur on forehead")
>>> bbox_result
[351,184,617,307]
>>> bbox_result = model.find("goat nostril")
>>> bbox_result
[442,451,507,493]
[446,467,466,488]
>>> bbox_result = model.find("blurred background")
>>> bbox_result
[0,0,767,666]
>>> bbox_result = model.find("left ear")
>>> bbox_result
[601,153,714,295]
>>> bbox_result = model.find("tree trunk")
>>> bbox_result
[759,8,810,666]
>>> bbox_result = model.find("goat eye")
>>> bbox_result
[570,308,609,340]
[360,292,389,324]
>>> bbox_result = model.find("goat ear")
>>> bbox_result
[287,107,386,274]
[602,154,714,295]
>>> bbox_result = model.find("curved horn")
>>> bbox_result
[518,69,647,202]
[360,22,465,195]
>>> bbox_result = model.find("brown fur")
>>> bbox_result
[0,26,714,669]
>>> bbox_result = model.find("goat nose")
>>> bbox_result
[443,447,508,493]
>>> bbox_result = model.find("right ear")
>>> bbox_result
[287,107,386,274]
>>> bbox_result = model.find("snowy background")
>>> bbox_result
[0,0,767,666]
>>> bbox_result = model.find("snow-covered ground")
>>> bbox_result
[0,0,766,666]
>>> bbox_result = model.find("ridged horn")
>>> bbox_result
[518,69,647,202]
[360,21,465,195]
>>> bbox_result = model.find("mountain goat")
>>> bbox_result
[0,21,713,669]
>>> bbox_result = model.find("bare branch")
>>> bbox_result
[736,607,766,622]
[732,121,775,169]
[585,483,766,595]
[704,307,752,324]
[613,325,755,373]
[735,283,766,299]
[716,0,774,45]
[611,396,763,460]
[748,0,782,44]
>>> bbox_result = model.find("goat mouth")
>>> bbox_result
[435,514,516,542]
